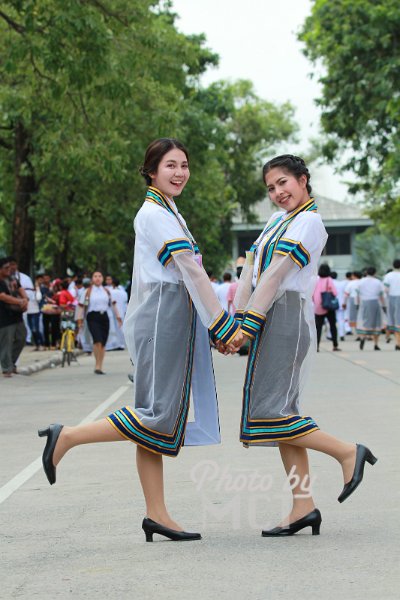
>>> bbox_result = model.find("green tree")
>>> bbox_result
[0,1,297,278]
[353,226,400,275]
[299,0,400,228]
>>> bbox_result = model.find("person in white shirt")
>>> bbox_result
[76,271,122,373]
[37,138,242,543]
[216,272,232,312]
[343,271,362,332]
[356,267,386,350]
[383,259,400,350]
[26,278,44,350]
[331,271,348,340]
[105,278,128,350]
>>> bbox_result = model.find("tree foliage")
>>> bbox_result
[300,0,400,228]
[353,226,400,275]
[0,0,297,278]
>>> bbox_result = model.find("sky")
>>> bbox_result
[171,0,348,201]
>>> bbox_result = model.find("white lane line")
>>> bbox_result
[0,385,129,506]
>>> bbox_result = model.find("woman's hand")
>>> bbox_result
[216,328,244,355]
[117,316,123,328]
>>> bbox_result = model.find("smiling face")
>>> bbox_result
[264,167,309,212]
[150,148,190,198]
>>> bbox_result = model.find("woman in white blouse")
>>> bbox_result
[38,138,242,542]
[356,267,386,350]
[230,155,377,536]
[77,271,122,374]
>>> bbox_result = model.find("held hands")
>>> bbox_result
[216,327,244,355]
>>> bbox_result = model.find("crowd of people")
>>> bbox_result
[1,253,399,378]
[0,257,128,377]
[207,258,400,354]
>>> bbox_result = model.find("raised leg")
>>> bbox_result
[282,430,356,484]
[52,418,123,465]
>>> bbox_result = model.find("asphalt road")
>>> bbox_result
[1,338,399,599]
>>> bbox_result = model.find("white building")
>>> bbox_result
[232,195,373,276]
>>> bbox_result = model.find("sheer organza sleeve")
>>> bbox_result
[174,253,240,345]
[241,254,296,339]
[233,251,255,323]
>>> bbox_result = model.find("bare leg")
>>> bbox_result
[373,334,380,347]
[395,331,400,347]
[278,443,315,525]
[53,418,123,465]
[98,344,106,370]
[93,343,106,371]
[52,420,184,531]
[136,446,183,531]
[283,430,356,484]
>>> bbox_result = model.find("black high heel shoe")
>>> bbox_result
[338,444,378,503]
[261,509,322,537]
[142,518,202,542]
[359,339,365,350]
[38,424,64,485]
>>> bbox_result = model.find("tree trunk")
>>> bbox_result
[12,121,37,276]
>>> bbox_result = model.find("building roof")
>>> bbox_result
[232,194,373,230]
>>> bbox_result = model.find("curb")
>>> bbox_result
[17,350,85,376]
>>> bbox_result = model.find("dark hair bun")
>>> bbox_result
[262,154,312,195]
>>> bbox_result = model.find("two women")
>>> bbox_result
[38,142,376,541]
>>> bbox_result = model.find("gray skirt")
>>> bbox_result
[107,283,196,456]
[349,297,358,323]
[356,299,382,335]
[240,291,319,447]
[388,295,400,332]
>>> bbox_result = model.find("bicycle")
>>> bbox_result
[59,308,76,367]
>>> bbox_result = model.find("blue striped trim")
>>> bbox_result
[274,238,310,269]
[209,310,240,344]
[355,328,382,335]
[158,238,193,267]
[234,310,244,324]
[254,198,317,279]
[241,310,266,339]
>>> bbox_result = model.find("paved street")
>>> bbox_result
[1,338,399,599]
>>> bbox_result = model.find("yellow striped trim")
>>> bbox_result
[240,427,319,444]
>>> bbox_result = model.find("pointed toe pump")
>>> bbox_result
[142,518,202,542]
[262,509,322,537]
[338,444,378,503]
[38,424,64,485]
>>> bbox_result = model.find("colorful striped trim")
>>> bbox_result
[234,310,244,324]
[158,238,193,267]
[145,186,200,255]
[146,186,175,213]
[106,306,197,457]
[241,310,266,340]
[253,198,317,281]
[274,238,310,269]
[355,328,382,335]
[387,325,400,332]
[239,330,318,443]
[209,309,240,345]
